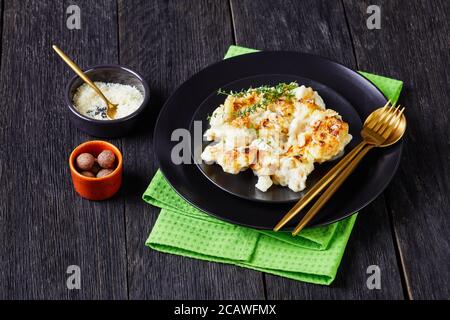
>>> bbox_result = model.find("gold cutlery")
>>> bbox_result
[52,45,118,119]
[274,102,406,235]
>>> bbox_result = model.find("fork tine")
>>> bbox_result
[381,107,405,139]
[378,105,401,136]
[367,99,391,125]
[365,110,382,128]
[369,105,392,129]
[374,104,398,132]
[367,103,393,129]
[379,99,392,113]
[381,113,403,141]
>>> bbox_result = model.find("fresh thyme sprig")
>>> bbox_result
[217,88,247,97]
[215,82,299,118]
[217,82,298,99]
[256,82,297,102]
[234,100,265,117]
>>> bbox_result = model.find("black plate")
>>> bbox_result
[190,74,362,203]
[153,51,402,230]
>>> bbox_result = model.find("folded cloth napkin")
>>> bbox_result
[143,45,403,285]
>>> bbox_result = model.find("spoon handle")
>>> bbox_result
[292,144,374,236]
[52,45,110,104]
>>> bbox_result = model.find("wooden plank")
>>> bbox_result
[230,0,405,299]
[118,0,265,299]
[343,0,450,299]
[0,0,127,299]
[0,0,3,62]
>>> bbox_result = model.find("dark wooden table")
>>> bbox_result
[0,0,449,300]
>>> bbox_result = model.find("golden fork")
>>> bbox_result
[52,45,118,119]
[273,102,406,235]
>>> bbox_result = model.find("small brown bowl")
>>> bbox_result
[69,140,123,200]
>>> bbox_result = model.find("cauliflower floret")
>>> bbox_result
[201,142,221,164]
[255,176,273,192]
[272,157,314,192]
[292,85,325,109]
[307,113,352,163]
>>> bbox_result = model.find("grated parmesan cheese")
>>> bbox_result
[73,82,144,120]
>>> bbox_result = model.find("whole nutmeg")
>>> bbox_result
[91,163,101,175]
[80,171,95,178]
[76,153,95,171]
[97,150,115,169]
[97,168,114,178]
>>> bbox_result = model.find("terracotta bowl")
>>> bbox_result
[69,140,123,200]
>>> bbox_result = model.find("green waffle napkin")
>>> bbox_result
[143,45,403,285]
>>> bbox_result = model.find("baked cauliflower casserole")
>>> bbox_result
[201,82,352,192]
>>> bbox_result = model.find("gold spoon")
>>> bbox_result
[52,45,118,119]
